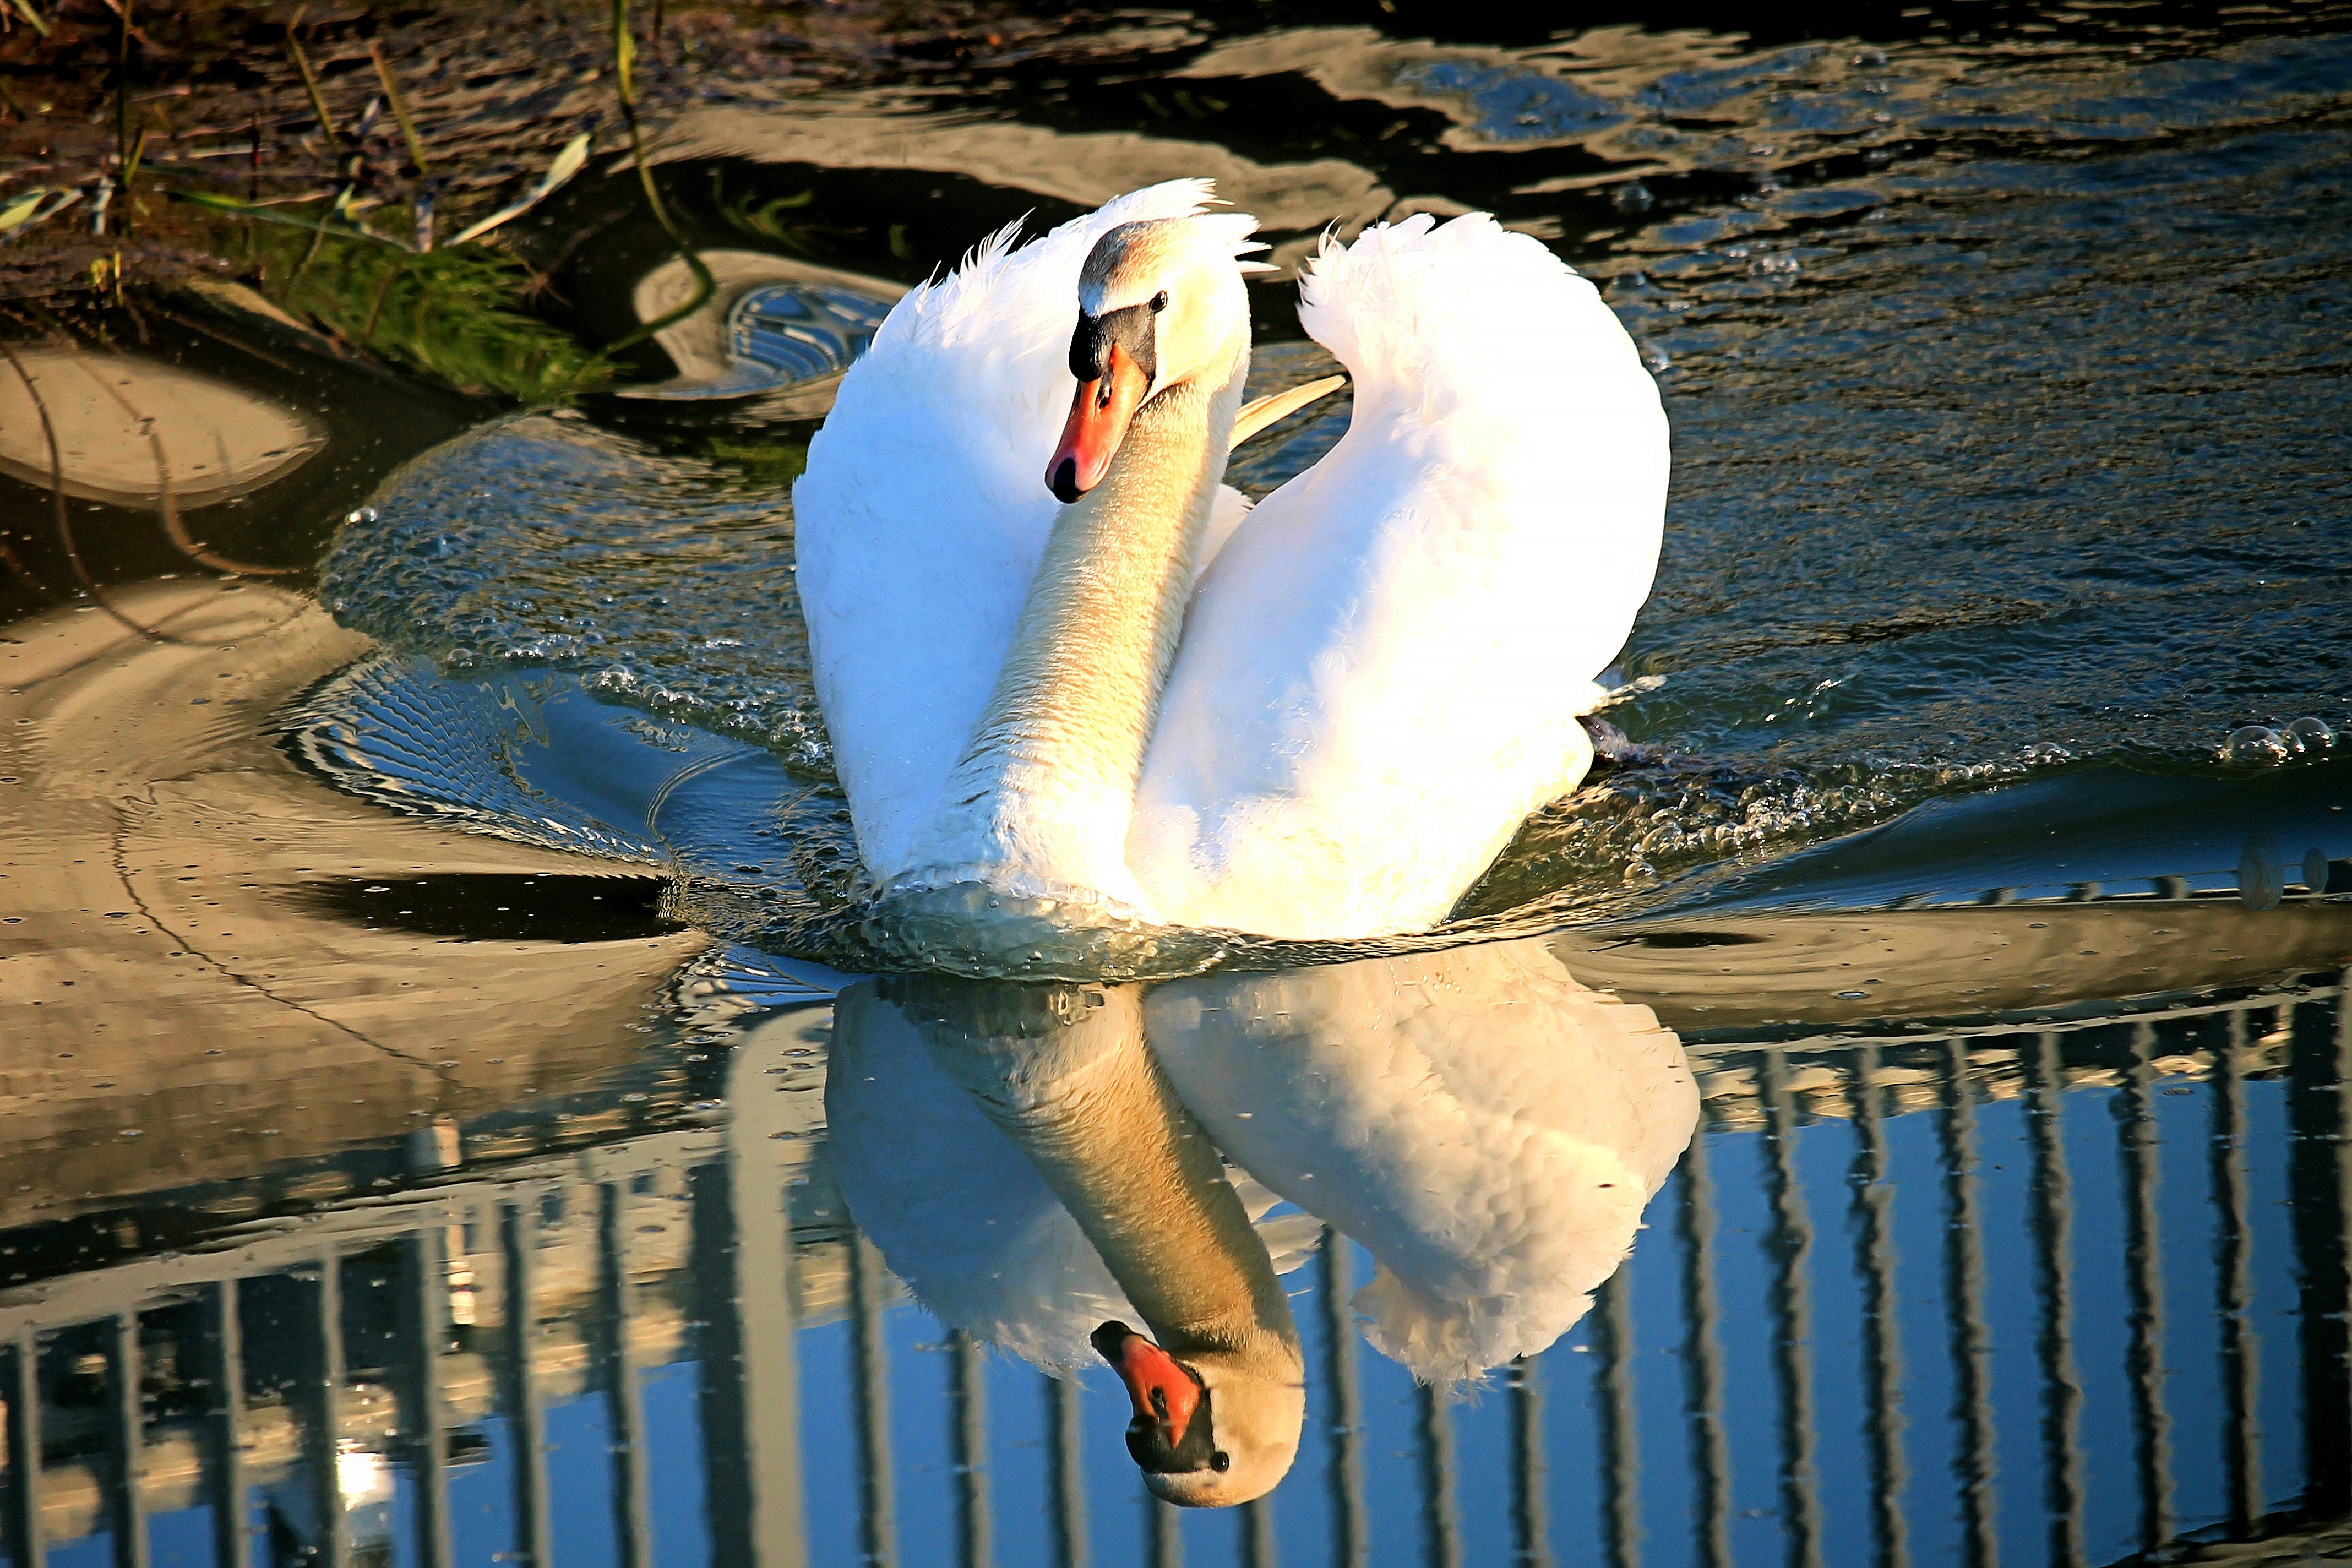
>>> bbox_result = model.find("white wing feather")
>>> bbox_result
[1129,214,1669,938]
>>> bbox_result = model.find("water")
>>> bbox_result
[2,933,2347,1567]
[2,0,2349,1561]
[295,6,2352,960]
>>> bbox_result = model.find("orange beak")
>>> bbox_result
[1047,342,1150,503]
[1095,1323,1201,1447]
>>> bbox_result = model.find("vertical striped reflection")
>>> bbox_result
[599,1183,655,1568]
[1046,1376,1088,1568]
[2024,1032,2087,1568]
[2210,1011,2263,1537]
[693,1135,809,1568]
[499,1198,553,1568]
[2290,981,2352,1515]
[1936,1039,2000,1568]
[1509,1356,1552,1568]
[1758,1048,1826,1568]
[400,1228,454,1568]
[1674,1138,1733,1568]
[1146,1496,1183,1568]
[849,1235,900,1568]
[2116,1023,2173,1551]
[1414,1384,1460,1568]
[210,1280,249,1568]
[15,990,2349,1568]
[2332,984,2352,1513]
[1240,1496,1280,1568]
[312,1248,349,1568]
[949,1331,992,1568]
[109,1310,146,1568]
[1847,1046,1910,1568]
[1320,1230,1368,1568]
[8,1326,43,1568]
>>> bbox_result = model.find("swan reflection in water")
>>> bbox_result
[825,938,1698,1506]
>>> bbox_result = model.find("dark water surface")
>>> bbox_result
[2,0,2350,1562]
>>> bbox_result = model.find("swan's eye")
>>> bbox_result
[1150,291,1169,313]
[1210,1451,1231,1472]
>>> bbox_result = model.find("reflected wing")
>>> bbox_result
[796,179,1231,881]
[1146,939,1697,1384]
[1131,214,1669,938]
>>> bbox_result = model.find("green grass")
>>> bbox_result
[698,433,810,490]
[252,224,613,403]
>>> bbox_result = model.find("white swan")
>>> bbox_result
[796,179,1667,941]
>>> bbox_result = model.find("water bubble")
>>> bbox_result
[2283,717,2335,752]
[2223,725,2288,765]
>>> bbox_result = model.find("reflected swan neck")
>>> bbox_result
[940,986,1295,1357]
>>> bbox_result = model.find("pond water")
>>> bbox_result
[1,0,2349,1563]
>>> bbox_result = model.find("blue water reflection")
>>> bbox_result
[6,966,2345,1567]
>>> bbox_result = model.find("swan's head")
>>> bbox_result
[1091,1319,1304,1507]
[1047,215,1257,503]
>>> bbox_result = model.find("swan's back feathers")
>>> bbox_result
[1130,213,1669,938]
[796,181,1261,879]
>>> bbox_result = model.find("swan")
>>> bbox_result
[853,977,1309,1508]
[795,179,1667,943]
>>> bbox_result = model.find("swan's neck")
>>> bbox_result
[937,988,1297,1365]
[899,351,1248,913]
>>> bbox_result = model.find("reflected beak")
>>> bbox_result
[1047,343,1150,504]
[1092,1320,1202,1450]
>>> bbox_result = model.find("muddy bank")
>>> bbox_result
[0,0,1047,304]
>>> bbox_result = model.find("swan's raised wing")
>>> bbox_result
[1131,215,1669,938]
[796,180,1234,881]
